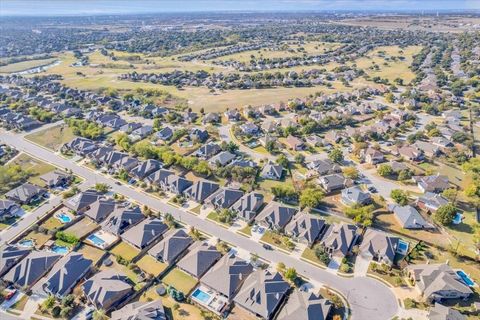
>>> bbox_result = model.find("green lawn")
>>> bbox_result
[0,57,57,73]
[41,216,64,231]
[137,255,168,277]
[110,241,140,262]
[12,153,56,186]
[189,204,202,215]
[301,247,328,267]
[206,211,231,227]
[238,225,252,237]
[25,124,76,151]
[367,262,405,287]
[161,268,198,294]
[260,231,293,252]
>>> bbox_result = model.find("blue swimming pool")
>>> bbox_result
[452,213,462,225]
[457,270,475,287]
[397,240,409,254]
[18,239,34,248]
[56,213,72,223]
[87,234,106,247]
[192,288,211,303]
[51,245,68,254]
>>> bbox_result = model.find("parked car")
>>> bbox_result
[262,244,273,250]
[368,186,377,193]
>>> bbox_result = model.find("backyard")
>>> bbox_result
[161,268,198,295]
[109,241,140,262]
[136,254,169,277]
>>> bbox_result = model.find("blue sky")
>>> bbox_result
[1,1,479,16]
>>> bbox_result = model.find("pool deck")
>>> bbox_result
[190,285,228,315]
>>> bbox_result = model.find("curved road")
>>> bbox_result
[0,130,399,320]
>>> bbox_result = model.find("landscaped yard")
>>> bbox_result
[24,230,52,248]
[206,211,231,227]
[367,262,405,287]
[64,217,98,239]
[260,230,293,252]
[25,124,76,151]
[110,241,140,262]
[301,246,328,267]
[161,268,198,294]
[40,215,64,231]
[136,254,168,277]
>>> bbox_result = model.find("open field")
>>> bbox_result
[25,124,76,151]
[0,57,57,73]
[11,153,55,186]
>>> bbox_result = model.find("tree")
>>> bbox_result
[390,189,409,206]
[299,187,324,209]
[276,262,286,274]
[314,244,330,266]
[328,148,343,163]
[385,92,395,103]
[94,183,109,193]
[294,153,305,164]
[435,203,457,225]
[442,188,457,203]
[397,169,413,181]
[343,167,359,179]
[265,140,276,153]
[164,213,176,229]
[377,164,393,177]
[42,295,55,310]
[276,154,290,169]
[284,267,298,283]
[345,205,374,227]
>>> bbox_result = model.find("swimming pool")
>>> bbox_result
[396,239,409,255]
[18,239,34,248]
[56,213,72,223]
[457,270,475,287]
[452,213,462,225]
[87,234,106,247]
[192,288,211,304]
[51,245,68,254]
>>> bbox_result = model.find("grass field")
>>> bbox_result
[109,241,140,262]
[12,153,56,186]
[0,57,57,73]
[161,268,198,294]
[25,124,76,151]
[260,231,293,252]
[136,254,168,277]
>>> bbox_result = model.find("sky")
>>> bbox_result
[1,0,479,16]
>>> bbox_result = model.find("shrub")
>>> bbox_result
[55,231,79,245]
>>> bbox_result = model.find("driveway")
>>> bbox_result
[354,255,371,277]
[0,131,400,320]
[218,124,275,161]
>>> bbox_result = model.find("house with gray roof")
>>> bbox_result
[233,270,290,320]
[306,159,342,176]
[0,199,20,221]
[3,250,61,288]
[0,245,31,276]
[285,212,326,246]
[277,290,332,320]
[208,151,236,167]
[406,263,472,303]
[84,199,116,222]
[194,143,221,159]
[231,192,264,222]
[34,252,92,298]
[39,170,71,188]
[129,125,153,141]
[111,300,166,320]
[205,188,244,210]
[177,242,222,279]
[183,180,220,203]
[255,201,297,231]
[359,229,399,266]
[260,161,283,180]
[64,189,103,213]
[146,169,174,187]
[101,205,145,235]
[148,229,193,265]
[341,186,372,206]
[5,183,46,205]
[121,218,168,250]
[414,174,450,193]
[62,137,98,156]
[82,270,133,312]
[428,303,466,320]
[417,192,449,213]
[320,223,358,259]
[164,175,193,195]
[155,126,174,141]
[130,159,162,180]
[201,254,253,300]
[318,174,347,193]
[388,204,433,229]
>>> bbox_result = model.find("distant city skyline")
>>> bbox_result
[1,0,479,17]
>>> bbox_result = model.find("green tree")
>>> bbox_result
[390,189,409,206]
[314,245,330,266]
[276,154,290,169]
[94,183,109,193]
[343,167,359,179]
[434,203,457,225]
[328,148,344,163]
[299,187,324,209]
[294,153,305,164]
[377,164,393,177]
[345,205,374,227]
[284,267,298,283]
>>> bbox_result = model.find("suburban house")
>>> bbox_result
[395,145,424,162]
[233,270,290,320]
[205,187,244,210]
[3,250,61,288]
[62,137,98,156]
[63,189,103,213]
[341,186,372,206]
[111,300,166,320]
[285,135,304,150]
[101,205,145,236]
[208,151,236,167]
[318,174,347,193]
[183,180,220,203]
[224,109,241,122]
[148,229,193,266]
[82,270,133,312]
[240,122,260,135]
[320,223,358,259]
[388,204,433,229]
[230,192,264,222]
[413,140,441,158]
[5,183,46,205]
[121,218,168,250]
[0,245,31,276]
[156,126,174,141]
[362,147,385,165]
[201,254,253,301]
[130,159,162,180]
[39,170,71,188]
[359,229,399,266]
[34,252,93,298]
[277,290,332,320]
[260,161,283,180]
[255,201,297,231]
[414,174,450,193]
[417,192,449,213]
[84,199,116,222]
[190,128,209,142]
[390,161,410,174]
[129,125,153,141]
[306,159,342,176]
[285,212,326,246]
[195,143,221,159]
[305,135,324,147]
[202,112,220,124]
[324,131,342,145]
[0,199,20,221]
[177,242,222,279]
[428,303,467,320]
[406,263,472,303]
[146,169,175,187]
